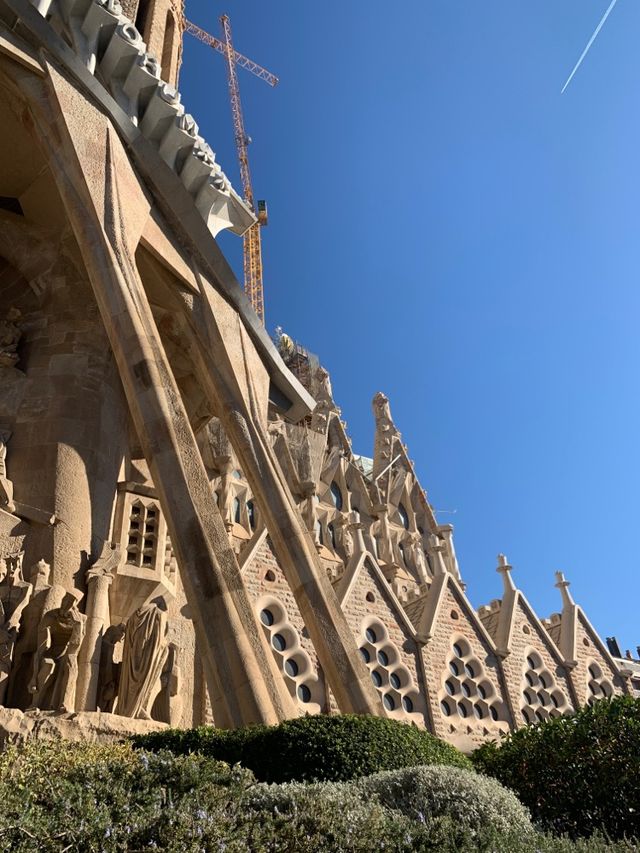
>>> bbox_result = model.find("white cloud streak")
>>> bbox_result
[561,0,620,93]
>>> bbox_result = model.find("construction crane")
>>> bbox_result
[184,15,278,323]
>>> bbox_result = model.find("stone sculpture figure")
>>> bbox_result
[151,642,182,725]
[0,308,22,368]
[96,623,126,713]
[29,590,86,712]
[0,429,15,513]
[8,560,65,709]
[116,597,168,719]
[0,554,32,705]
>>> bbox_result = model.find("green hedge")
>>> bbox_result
[472,695,640,839]
[0,739,636,851]
[133,713,471,782]
[356,764,534,839]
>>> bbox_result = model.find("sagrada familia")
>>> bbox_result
[0,0,632,751]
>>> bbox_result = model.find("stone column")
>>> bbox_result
[75,542,119,711]
[28,66,294,727]
[183,274,382,716]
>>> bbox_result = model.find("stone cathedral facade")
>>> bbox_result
[0,0,630,751]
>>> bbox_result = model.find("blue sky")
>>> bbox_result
[180,2,640,654]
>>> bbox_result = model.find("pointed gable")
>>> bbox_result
[339,553,428,725]
[418,571,513,752]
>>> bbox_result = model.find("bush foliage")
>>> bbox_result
[0,738,637,851]
[133,713,470,783]
[357,764,534,839]
[472,695,640,839]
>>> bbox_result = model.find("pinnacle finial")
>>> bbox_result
[496,553,516,592]
[554,571,576,608]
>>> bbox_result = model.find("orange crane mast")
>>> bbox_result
[184,16,278,324]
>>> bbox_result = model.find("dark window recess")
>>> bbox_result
[0,197,23,216]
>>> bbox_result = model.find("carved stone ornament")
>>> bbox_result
[0,428,15,513]
[0,553,32,705]
[29,589,86,712]
[116,597,168,719]
[0,308,22,368]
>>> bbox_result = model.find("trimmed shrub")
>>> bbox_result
[0,740,256,852]
[242,780,419,851]
[133,713,471,782]
[472,695,640,839]
[356,764,533,839]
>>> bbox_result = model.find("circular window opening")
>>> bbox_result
[449,661,459,676]
[551,693,559,708]
[583,638,590,647]
[365,627,377,644]
[359,647,371,663]
[461,682,471,698]
[440,700,451,717]
[452,643,463,658]
[474,704,484,719]
[260,609,274,627]
[525,672,534,687]
[377,650,389,666]
[298,684,311,703]
[478,684,487,700]
[465,663,475,678]
[402,696,414,713]
[272,634,286,652]
[390,672,401,690]
[445,680,455,696]
[522,625,531,635]
[264,569,276,583]
[490,706,499,721]
[383,693,396,711]
[526,655,537,670]
[371,670,382,687]
[284,658,299,678]
[365,591,375,603]
[458,702,468,718]
[450,609,459,620]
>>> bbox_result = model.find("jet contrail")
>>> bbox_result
[561,0,620,93]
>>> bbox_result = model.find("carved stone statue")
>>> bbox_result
[0,308,22,368]
[0,553,32,705]
[151,642,182,725]
[116,597,168,719]
[8,560,63,709]
[0,429,15,513]
[29,590,86,712]
[96,623,126,713]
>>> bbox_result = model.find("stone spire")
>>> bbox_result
[554,571,578,667]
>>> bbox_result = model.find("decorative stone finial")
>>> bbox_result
[496,553,516,593]
[554,571,576,608]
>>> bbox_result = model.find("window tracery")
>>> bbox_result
[257,597,323,711]
[126,500,158,568]
[439,637,505,722]
[587,660,614,703]
[520,650,570,723]
[359,619,421,719]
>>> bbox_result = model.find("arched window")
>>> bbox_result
[398,503,409,530]
[330,481,343,510]
[247,500,256,531]
[232,497,241,524]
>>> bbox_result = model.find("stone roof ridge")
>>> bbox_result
[19,0,254,239]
